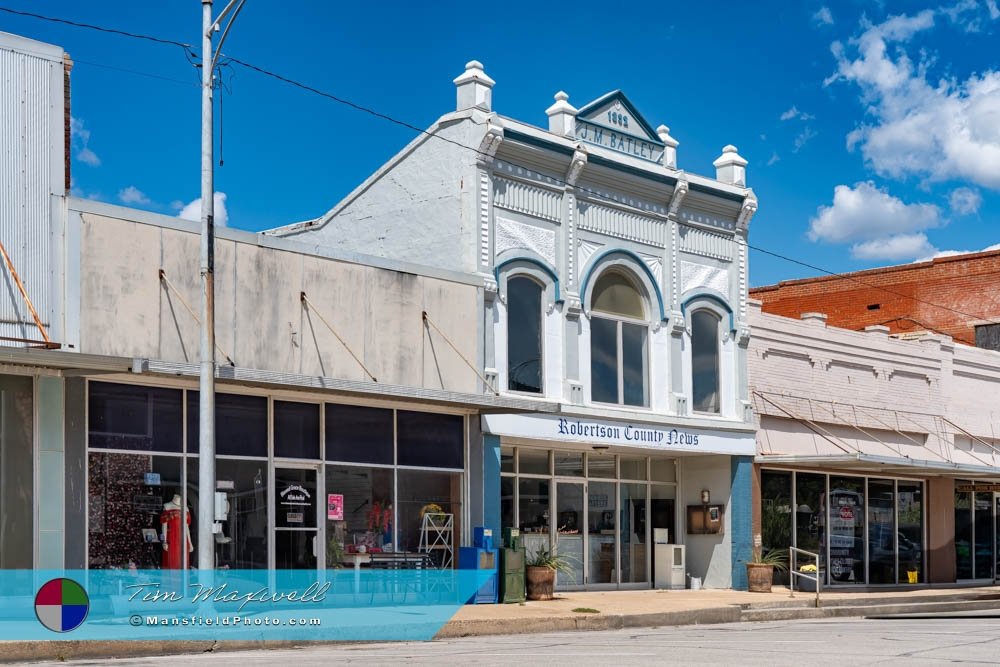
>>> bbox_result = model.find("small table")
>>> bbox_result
[341,552,372,591]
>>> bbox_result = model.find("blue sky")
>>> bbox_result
[2,1,998,286]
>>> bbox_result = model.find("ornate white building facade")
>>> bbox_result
[269,62,759,589]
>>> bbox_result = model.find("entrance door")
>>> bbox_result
[274,466,319,569]
[996,494,1000,582]
[555,482,585,586]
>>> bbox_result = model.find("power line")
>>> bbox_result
[73,58,199,87]
[744,243,1000,326]
[6,6,998,328]
[0,6,195,52]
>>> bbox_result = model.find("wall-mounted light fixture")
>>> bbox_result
[700,489,711,504]
[592,445,610,451]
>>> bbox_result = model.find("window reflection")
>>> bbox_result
[507,276,543,393]
[590,270,648,407]
[691,310,721,413]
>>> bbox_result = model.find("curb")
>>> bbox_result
[435,606,742,638]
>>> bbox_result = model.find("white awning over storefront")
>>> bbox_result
[483,412,756,456]
[755,452,1000,479]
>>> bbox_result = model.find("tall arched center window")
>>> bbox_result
[590,271,648,407]
[691,310,721,413]
[507,276,543,393]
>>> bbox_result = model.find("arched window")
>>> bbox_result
[691,310,721,413]
[590,271,648,406]
[507,276,543,393]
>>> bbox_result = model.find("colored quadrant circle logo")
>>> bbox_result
[34,578,90,633]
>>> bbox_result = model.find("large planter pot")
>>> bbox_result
[526,566,556,601]
[746,563,774,593]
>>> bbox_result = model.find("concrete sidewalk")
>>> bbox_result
[439,585,1000,637]
[3,586,999,663]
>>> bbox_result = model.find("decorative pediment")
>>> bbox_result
[574,91,665,164]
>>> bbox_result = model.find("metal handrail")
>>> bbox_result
[788,546,821,608]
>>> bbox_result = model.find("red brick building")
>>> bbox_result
[750,249,1000,348]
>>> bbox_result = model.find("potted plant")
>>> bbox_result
[525,547,575,601]
[746,547,788,592]
[797,562,820,592]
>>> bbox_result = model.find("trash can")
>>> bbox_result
[688,575,702,590]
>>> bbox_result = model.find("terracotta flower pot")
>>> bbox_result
[746,563,774,592]
[526,566,556,600]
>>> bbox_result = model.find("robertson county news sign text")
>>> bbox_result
[481,414,755,455]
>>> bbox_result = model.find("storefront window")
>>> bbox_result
[500,446,515,474]
[186,457,268,569]
[897,482,923,584]
[325,404,393,465]
[650,458,676,482]
[325,465,393,559]
[829,476,865,583]
[88,452,185,569]
[588,451,615,478]
[507,276,543,394]
[0,374,33,568]
[795,473,825,574]
[274,401,319,459]
[519,449,549,475]
[500,476,515,529]
[554,451,584,477]
[761,470,792,584]
[89,382,182,453]
[397,469,461,564]
[620,456,647,481]
[187,392,267,457]
[974,491,993,579]
[868,478,895,584]
[620,483,647,583]
[396,411,463,469]
[955,488,973,579]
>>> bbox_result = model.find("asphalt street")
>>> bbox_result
[16,614,1000,666]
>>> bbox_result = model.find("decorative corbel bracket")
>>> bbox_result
[566,146,588,187]
[737,325,751,347]
[477,123,504,165]
[483,275,499,304]
[669,310,687,335]
[667,177,689,219]
[562,294,583,320]
[737,189,758,231]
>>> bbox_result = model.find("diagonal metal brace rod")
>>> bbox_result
[159,270,235,366]
[301,292,377,382]
[422,311,498,395]
[0,238,57,347]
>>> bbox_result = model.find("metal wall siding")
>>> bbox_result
[0,48,56,342]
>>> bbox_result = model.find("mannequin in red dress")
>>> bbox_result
[159,494,193,569]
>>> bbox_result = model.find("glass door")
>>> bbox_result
[996,494,1000,582]
[273,466,319,569]
[555,482,585,586]
[587,481,616,585]
[620,483,648,584]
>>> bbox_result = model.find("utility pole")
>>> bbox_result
[199,0,245,571]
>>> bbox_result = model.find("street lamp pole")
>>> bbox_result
[199,0,245,571]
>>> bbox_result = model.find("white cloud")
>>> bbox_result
[813,6,834,26]
[948,187,982,215]
[118,186,151,206]
[169,200,185,211]
[767,151,780,166]
[808,181,942,244]
[70,116,101,167]
[827,10,1000,189]
[851,233,937,260]
[793,126,817,152]
[779,106,815,121]
[988,0,1000,20]
[942,0,983,32]
[918,242,1000,261]
[178,192,229,227]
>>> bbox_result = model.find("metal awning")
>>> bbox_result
[0,346,555,414]
[755,453,1000,479]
